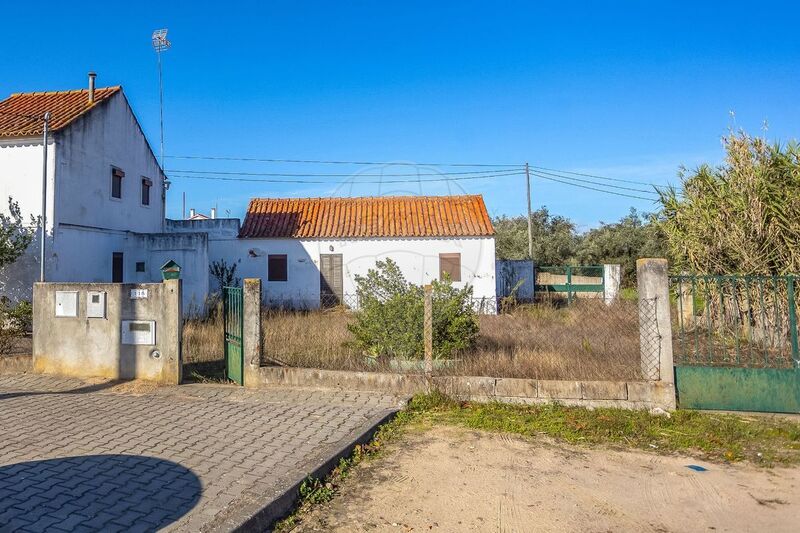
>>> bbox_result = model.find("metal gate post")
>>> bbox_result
[788,276,799,367]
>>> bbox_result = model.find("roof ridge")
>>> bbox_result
[250,194,480,202]
[8,86,121,97]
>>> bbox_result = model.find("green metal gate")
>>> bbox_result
[671,274,800,413]
[535,265,605,304]
[223,286,244,385]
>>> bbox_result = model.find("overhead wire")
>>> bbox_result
[167,170,527,185]
[530,172,659,201]
[529,164,657,186]
[529,168,661,195]
[164,154,521,168]
[168,167,526,178]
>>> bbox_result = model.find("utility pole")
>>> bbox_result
[525,162,533,260]
[40,112,50,282]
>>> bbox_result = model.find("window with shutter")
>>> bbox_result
[439,253,461,282]
[141,178,152,206]
[111,167,124,199]
[268,254,288,282]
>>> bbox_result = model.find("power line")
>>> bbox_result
[168,170,526,185]
[530,169,660,195]
[168,167,525,178]
[165,154,521,168]
[531,172,659,201]
[529,164,657,186]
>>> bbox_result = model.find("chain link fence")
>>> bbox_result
[184,291,662,382]
[638,297,661,380]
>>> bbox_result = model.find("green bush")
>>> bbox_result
[348,259,479,360]
[0,298,30,356]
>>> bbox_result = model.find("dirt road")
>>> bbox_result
[290,426,800,532]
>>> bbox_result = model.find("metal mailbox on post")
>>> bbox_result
[160,260,181,281]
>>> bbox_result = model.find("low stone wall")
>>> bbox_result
[0,355,32,375]
[252,367,676,411]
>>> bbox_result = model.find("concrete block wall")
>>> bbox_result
[32,280,182,383]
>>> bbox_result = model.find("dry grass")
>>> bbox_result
[449,300,643,380]
[182,300,644,381]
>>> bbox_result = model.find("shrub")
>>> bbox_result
[0,298,30,356]
[348,259,478,360]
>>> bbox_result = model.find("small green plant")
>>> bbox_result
[347,259,478,360]
[209,259,241,290]
[298,477,335,504]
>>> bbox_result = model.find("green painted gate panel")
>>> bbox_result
[223,286,244,386]
[675,366,800,413]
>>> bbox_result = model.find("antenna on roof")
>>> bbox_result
[152,28,171,222]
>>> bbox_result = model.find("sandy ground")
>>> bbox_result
[290,426,800,533]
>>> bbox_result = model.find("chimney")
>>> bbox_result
[189,208,196,219]
[210,207,217,219]
[88,72,97,103]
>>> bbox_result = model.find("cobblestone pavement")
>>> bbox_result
[0,374,401,532]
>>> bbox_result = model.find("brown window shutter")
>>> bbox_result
[439,253,461,282]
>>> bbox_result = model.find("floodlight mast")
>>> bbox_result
[152,29,171,223]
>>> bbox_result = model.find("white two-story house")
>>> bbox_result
[0,74,167,301]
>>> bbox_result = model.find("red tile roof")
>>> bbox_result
[0,87,121,137]
[240,195,495,239]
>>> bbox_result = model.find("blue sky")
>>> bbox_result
[2,1,797,229]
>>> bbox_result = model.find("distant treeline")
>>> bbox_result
[494,131,800,281]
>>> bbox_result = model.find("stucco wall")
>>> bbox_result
[208,236,496,306]
[125,232,210,313]
[54,92,164,233]
[32,280,182,383]
[0,138,56,226]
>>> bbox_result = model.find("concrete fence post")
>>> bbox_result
[636,259,674,385]
[603,264,621,305]
[162,278,183,384]
[243,278,262,388]
[424,285,433,378]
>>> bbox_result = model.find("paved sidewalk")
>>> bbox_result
[0,374,401,532]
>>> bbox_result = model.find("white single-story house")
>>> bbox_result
[185,195,497,309]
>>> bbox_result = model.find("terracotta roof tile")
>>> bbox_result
[0,87,121,137]
[240,195,495,239]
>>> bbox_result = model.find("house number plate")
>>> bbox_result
[130,288,149,299]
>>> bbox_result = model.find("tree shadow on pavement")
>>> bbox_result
[0,454,201,532]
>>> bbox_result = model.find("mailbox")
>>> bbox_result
[160,260,181,280]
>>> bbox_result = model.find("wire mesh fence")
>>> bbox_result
[670,275,800,368]
[183,291,657,382]
[638,297,660,380]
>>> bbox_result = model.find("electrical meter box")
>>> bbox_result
[86,291,106,318]
[121,320,156,345]
[55,291,78,317]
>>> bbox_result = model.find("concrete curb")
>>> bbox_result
[209,406,402,532]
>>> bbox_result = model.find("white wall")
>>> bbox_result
[0,139,56,227]
[55,92,164,233]
[0,139,57,300]
[0,91,166,302]
[209,236,497,307]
